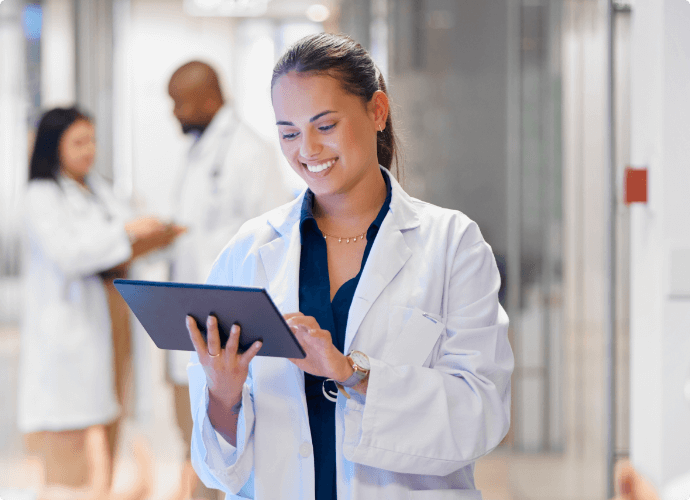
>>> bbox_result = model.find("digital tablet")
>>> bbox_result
[113,279,306,359]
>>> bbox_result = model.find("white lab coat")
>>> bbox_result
[17,173,133,433]
[188,167,514,500]
[167,105,293,384]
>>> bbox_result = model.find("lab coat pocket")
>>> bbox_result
[383,307,445,367]
[409,489,482,499]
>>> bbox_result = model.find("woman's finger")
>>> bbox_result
[286,315,318,332]
[240,340,263,367]
[186,315,207,357]
[283,312,304,321]
[206,315,222,357]
[288,321,310,342]
[226,323,241,357]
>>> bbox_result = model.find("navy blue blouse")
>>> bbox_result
[298,171,392,500]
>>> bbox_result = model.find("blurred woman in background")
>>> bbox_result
[18,107,184,499]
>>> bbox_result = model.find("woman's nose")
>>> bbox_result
[299,129,322,158]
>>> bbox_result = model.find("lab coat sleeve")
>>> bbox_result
[24,181,132,278]
[342,231,514,476]
[188,249,257,497]
[188,353,256,497]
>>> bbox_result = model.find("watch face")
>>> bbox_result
[350,351,370,371]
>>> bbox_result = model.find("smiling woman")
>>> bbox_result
[185,33,513,500]
[272,73,386,200]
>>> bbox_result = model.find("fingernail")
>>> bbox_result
[207,316,213,326]
[232,325,239,334]
[254,341,262,348]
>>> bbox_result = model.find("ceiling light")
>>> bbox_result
[306,4,330,23]
[194,0,222,8]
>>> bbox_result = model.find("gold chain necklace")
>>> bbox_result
[321,230,367,244]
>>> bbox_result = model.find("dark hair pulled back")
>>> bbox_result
[271,33,401,178]
[29,107,91,182]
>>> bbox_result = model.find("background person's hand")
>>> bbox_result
[285,312,352,382]
[125,216,167,240]
[186,315,262,410]
[611,460,660,500]
[130,222,186,258]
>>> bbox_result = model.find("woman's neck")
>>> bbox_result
[313,166,387,234]
[60,168,87,187]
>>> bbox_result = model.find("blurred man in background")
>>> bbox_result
[166,61,293,500]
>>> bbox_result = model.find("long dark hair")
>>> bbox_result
[271,33,402,180]
[29,107,92,182]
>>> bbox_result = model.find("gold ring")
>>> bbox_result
[209,352,221,358]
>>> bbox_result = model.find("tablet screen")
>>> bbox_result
[114,279,306,359]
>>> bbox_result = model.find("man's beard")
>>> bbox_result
[181,122,208,136]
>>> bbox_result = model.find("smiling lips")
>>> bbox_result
[304,158,337,173]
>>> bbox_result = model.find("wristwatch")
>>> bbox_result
[339,350,371,387]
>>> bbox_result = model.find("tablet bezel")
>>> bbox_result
[113,279,306,359]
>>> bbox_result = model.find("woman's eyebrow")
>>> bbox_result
[276,110,335,126]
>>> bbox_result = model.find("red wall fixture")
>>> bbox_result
[624,167,648,204]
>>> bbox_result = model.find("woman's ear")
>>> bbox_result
[371,90,390,130]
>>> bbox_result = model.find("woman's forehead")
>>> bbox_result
[272,72,356,118]
[64,120,94,139]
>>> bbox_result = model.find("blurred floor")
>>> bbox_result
[0,425,185,499]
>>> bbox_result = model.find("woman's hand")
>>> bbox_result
[187,315,261,446]
[285,313,352,382]
[187,315,262,409]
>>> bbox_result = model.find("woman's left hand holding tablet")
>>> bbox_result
[186,314,262,445]
[285,313,353,383]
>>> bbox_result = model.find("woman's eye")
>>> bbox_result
[318,124,335,132]
[281,131,299,141]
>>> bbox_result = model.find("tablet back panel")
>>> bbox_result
[113,280,305,358]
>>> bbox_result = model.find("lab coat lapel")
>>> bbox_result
[257,196,305,396]
[188,105,234,162]
[344,174,420,354]
[258,197,303,314]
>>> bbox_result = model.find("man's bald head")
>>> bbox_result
[168,61,226,135]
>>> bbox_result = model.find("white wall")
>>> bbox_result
[630,0,690,490]
[0,0,29,323]
[41,0,76,108]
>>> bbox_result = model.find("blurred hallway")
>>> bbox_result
[2,0,690,499]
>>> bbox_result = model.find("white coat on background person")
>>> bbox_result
[166,104,294,384]
[18,172,135,432]
[17,107,181,495]
[187,168,514,500]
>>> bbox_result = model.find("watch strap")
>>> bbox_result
[340,354,369,387]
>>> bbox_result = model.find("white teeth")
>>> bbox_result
[306,159,336,173]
